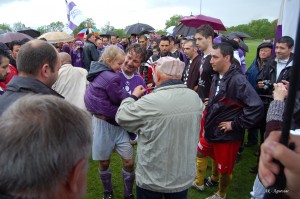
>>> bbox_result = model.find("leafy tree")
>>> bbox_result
[47,21,65,32]
[12,22,27,31]
[114,28,128,38]
[165,14,183,29]
[224,18,277,39]
[73,18,97,36]
[37,26,49,35]
[100,21,115,33]
[0,23,12,31]
[156,29,167,35]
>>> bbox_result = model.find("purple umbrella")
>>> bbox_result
[0,32,33,43]
[179,14,226,31]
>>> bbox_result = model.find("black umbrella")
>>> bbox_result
[226,31,252,40]
[100,31,118,37]
[18,29,41,38]
[173,23,197,37]
[124,23,155,35]
[239,40,249,52]
[0,29,11,34]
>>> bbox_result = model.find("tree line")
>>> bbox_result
[0,17,277,39]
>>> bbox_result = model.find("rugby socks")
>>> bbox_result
[195,156,208,185]
[211,159,219,182]
[122,168,135,197]
[218,173,232,198]
[99,168,113,193]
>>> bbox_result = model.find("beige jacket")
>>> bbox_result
[52,64,88,110]
[116,83,204,193]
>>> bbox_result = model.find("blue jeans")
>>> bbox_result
[136,186,188,199]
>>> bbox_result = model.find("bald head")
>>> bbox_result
[59,52,72,66]
[17,40,59,76]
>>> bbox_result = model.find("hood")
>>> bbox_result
[87,61,113,81]
[256,42,273,59]
[222,64,242,80]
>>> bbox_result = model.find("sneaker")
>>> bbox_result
[128,133,138,145]
[204,177,219,187]
[192,180,204,191]
[206,193,226,199]
[124,194,134,199]
[103,191,113,199]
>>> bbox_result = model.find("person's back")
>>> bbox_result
[0,95,92,199]
[52,52,88,110]
[133,84,203,191]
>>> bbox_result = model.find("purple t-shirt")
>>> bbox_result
[119,70,146,95]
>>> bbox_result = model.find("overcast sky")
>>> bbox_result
[0,0,282,30]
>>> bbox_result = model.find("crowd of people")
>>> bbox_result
[0,24,299,199]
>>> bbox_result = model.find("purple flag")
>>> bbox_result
[66,0,86,31]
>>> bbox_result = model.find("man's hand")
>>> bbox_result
[132,85,146,98]
[218,121,232,132]
[259,131,300,199]
[273,83,288,101]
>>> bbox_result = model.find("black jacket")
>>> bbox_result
[83,40,99,72]
[204,65,264,142]
[0,76,63,115]
[257,53,294,96]
[256,53,293,110]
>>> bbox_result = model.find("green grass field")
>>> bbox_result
[84,40,264,199]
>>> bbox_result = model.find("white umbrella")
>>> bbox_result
[38,32,74,43]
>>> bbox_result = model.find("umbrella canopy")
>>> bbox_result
[18,29,41,38]
[166,26,176,35]
[0,32,33,43]
[173,23,197,37]
[239,40,249,52]
[226,31,252,40]
[100,31,118,37]
[0,29,11,34]
[124,23,155,35]
[38,32,74,43]
[77,28,100,37]
[179,14,226,31]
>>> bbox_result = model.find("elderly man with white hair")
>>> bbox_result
[116,57,204,199]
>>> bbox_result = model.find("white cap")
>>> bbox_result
[155,56,185,79]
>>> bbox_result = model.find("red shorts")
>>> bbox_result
[197,137,241,174]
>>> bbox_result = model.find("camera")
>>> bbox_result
[262,80,274,90]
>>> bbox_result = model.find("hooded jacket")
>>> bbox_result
[84,61,129,119]
[246,42,273,90]
[0,76,63,115]
[204,65,264,142]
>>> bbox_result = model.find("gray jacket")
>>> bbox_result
[116,82,204,193]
